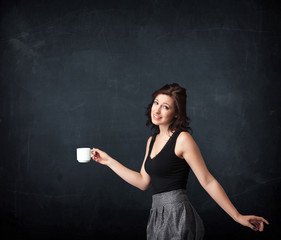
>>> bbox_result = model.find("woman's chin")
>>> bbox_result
[151,119,160,125]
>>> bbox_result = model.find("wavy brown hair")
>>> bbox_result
[146,83,192,135]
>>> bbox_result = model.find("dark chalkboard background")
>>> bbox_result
[1,0,280,239]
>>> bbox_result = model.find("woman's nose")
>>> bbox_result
[156,105,161,113]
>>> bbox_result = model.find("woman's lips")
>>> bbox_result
[153,114,161,121]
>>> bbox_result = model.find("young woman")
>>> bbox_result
[91,83,269,239]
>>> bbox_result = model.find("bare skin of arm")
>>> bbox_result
[91,137,152,191]
[176,132,269,232]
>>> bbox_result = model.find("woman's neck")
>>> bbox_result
[158,125,174,137]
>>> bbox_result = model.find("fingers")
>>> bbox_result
[261,217,270,225]
[251,221,263,232]
[249,216,269,232]
[92,148,101,155]
[91,148,99,161]
[259,221,264,232]
[251,216,270,225]
[91,148,98,154]
[249,222,258,231]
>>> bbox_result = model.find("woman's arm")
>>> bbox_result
[177,132,269,231]
[91,137,152,191]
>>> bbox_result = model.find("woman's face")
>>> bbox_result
[151,94,177,126]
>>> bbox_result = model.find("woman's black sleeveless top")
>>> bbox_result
[145,130,191,195]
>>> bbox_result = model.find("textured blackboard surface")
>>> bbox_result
[0,0,280,239]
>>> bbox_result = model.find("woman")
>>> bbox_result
[91,83,269,239]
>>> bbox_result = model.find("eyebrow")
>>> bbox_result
[155,98,171,106]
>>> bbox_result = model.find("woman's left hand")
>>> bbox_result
[236,214,269,232]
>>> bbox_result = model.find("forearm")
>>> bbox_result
[203,179,240,222]
[107,158,148,190]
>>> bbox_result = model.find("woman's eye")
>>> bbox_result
[163,106,169,110]
[154,101,158,105]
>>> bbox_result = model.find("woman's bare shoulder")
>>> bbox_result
[177,131,196,148]
[146,135,153,146]
[178,131,192,140]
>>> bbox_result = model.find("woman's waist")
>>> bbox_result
[151,188,189,208]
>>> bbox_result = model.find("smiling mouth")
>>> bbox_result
[153,114,161,120]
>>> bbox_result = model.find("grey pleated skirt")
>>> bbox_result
[147,189,205,240]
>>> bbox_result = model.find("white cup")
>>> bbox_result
[76,148,93,163]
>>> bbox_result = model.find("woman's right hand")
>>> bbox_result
[91,148,112,166]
